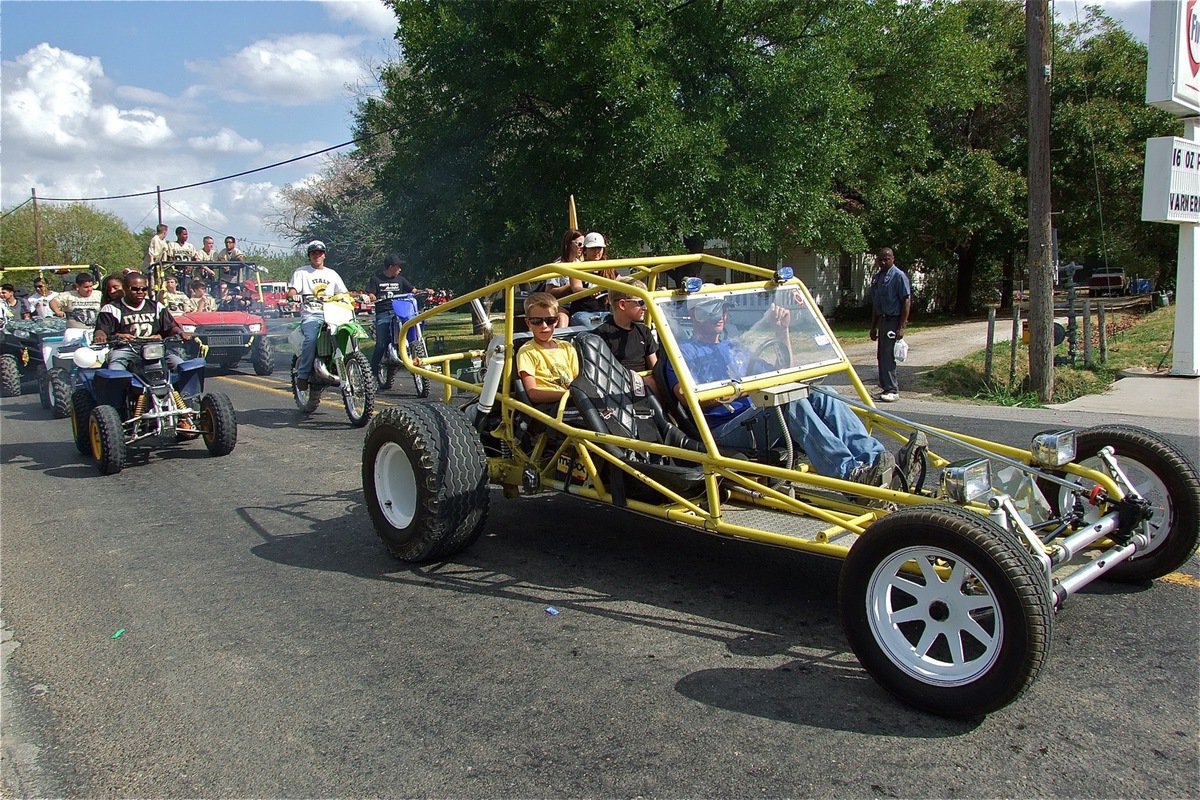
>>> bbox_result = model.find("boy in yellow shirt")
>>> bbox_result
[516,292,578,404]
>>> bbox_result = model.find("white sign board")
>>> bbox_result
[1146,0,1200,116]
[1142,137,1200,223]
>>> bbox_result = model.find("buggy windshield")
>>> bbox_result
[655,285,843,392]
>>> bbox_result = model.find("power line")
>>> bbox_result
[0,197,33,219]
[162,200,291,252]
[35,125,397,203]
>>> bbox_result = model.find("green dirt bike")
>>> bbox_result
[288,293,375,427]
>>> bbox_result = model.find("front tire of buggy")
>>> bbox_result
[251,335,274,376]
[0,354,22,397]
[200,392,238,456]
[362,401,489,562]
[1039,425,1200,583]
[839,506,1052,719]
[89,405,126,475]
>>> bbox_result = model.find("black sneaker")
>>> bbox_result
[894,431,929,492]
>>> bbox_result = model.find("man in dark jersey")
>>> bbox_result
[94,272,191,371]
[365,254,417,380]
[591,277,659,395]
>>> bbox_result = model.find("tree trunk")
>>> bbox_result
[953,243,979,316]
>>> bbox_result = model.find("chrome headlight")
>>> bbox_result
[248,323,263,333]
[1031,429,1077,468]
[141,342,165,360]
[941,458,992,503]
[180,324,197,333]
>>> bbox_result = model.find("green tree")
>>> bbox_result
[1,202,142,279]
[1051,8,1180,289]
[356,0,983,290]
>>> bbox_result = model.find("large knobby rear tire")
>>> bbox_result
[70,389,95,454]
[200,392,238,456]
[410,337,430,398]
[839,506,1053,718]
[251,335,274,376]
[1041,425,1200,582]
[342,350,375,427]
[0,354,22,397]
[362,401,489,562]
[89,404,127,475]
[291,355,322,414]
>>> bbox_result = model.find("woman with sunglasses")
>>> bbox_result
[539,229,585,312]
[567,231,617,327]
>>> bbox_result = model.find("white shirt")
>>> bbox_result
[24,291,58,318]
[289,265,348,320]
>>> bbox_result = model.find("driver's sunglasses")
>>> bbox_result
[127,286,149,292]
[526,316,558,327]
[620,298,646,307]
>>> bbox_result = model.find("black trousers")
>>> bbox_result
[876,315,901,393]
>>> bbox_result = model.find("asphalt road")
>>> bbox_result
[1,361,1197,798]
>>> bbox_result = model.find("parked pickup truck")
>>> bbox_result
[1088,266,1126,297]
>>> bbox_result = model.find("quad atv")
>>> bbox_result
[69,339,238,475]
[151,260,274,375]
[360,254,1199,719]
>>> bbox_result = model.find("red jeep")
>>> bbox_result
[152,261,275,375]
[260,280,300,317]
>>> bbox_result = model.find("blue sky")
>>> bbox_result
[1,0,1151,258]
[2,0,398,255]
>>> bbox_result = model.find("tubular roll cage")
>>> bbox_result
[392,253,1125,562]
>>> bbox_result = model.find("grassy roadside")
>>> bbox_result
[924,306,1176,405]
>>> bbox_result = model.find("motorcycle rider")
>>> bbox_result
[288,240,349,391]
[93,272,192,372]
[365,253,416,382]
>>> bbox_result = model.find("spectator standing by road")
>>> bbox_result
[288,240,349,391]
[146,223,170,267]
[365,254,417,383]
[23,278,58,319]
[869,247,911,403]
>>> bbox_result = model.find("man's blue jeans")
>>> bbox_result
[707,388,884,479]
[370,313,394,375]
[296,317,324,381]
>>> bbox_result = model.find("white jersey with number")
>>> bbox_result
[289,265,348,321]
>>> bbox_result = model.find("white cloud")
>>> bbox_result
[320,0,398,37]
[187,34,369,106]
[1,43,173,154]
[189,129,264,154]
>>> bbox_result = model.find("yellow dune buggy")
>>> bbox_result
[360,254,1199,718]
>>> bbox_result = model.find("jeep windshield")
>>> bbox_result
[655,285,844,392]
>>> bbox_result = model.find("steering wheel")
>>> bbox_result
[752,338,790,372]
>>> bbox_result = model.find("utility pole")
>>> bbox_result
[31,188,42,266]
[157,186,163,227]
[1026,0,1055,401]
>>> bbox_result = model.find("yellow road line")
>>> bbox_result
[1160,572,1200,589]
[212,373,403,407]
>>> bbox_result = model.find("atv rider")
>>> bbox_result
[93,272,193,372]
[288,240,348,392]
[365,253,417,382]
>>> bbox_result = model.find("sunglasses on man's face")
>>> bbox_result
[127,286,149,292]
[620,298,646,307]
[526,316,558,327]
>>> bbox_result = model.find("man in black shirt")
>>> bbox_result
[591,277,659,395]
[94,272,191,371]
[366,254,417,380]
